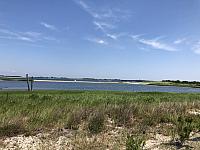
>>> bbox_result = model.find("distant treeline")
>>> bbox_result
[0,76,26,81]
[162,80,200,85]
[0,75,22,78]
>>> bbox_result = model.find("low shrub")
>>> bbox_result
[65,111,82,130]
[126,134,145,150]
[88,111,105,134]
[109,105,133,126]
[143,96,156,103]
[174,116,194,145]
[41,95,52,100]
[29,93,40,100]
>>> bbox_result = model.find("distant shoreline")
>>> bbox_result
[34,79,148,85]
[0,79,148,85]
[1,79,200,88]
[34,79,120,84]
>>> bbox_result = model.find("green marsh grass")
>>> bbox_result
[0,90,200,137]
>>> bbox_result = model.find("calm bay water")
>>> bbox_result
[1,81,200,93]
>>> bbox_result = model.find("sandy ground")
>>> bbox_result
[1,105,200,149]
[1,127,200,150]
[1,110,200,149]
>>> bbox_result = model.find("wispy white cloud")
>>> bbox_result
[78,0,89,10]
[106,33,118,40]
[40,22,57,30]
[106,32,127,40]
[22,32,41,38]
[130,34,177,52]
[130,35,177,52]
[0,29,19,36]
[23,31,59,42]
[174,38,186,44]
[76,0,100,19]
[0,36,33,42]
[93,21,114,32]
[0,28,58,43]
[97,39,107,44]
[130,34,146,40]
[75,0,132,22]
[76,0,106,19]
[17,36,33,42]
[138,38,177,51]
[93,21,129,41]
[87,38,108,45]
[74,0,133,44]
[0,29,34,42]
[93,21,121,40]
[75,1,178,52]
[192,41,200,54]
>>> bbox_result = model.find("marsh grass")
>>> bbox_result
[0,90,200,138]
[0,123,27,137]
[65,110,85,130]
[126,134,145,150]
[88,111,105,134]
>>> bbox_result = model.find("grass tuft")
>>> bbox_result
[88,111,105,134]
[0,123,27,137]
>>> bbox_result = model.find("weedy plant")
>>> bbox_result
[65,111,83,130]
[126,134,145,150]
[173,116,194,145]
[88,111,105,134]
[29,93,40,100]
[108,105,133,127]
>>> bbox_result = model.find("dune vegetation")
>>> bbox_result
[0,90,200,149]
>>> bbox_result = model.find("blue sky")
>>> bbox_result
[0,0,200,80]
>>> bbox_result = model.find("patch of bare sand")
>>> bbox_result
[187,109,200,115]
[1,118,200,150]
[144,133,172,150]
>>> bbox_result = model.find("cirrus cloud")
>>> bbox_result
[86,38,108,45]
[139,39,177,51]
[40,22,57,31]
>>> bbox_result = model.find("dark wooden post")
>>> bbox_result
[30,76,34,91]
[26,74,30,91]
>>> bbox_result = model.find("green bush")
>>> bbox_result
[41,95,52,100]
[126,134,145,150]
[88,111,105,134]
[65,111,82,130]
[109,105,133,126]
[29,93,40,100]
[176,116,193,145]
[143,96,156,103]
